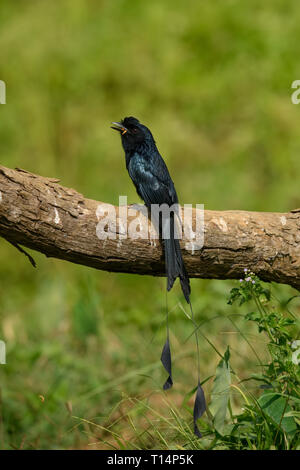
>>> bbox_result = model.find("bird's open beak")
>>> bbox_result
[111,122,128,135]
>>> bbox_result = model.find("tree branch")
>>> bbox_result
[0,165,299,290]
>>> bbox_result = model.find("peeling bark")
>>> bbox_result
[0,165,299,290]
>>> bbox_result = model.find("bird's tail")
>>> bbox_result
[161,213,206,438]
[163,212,191,303]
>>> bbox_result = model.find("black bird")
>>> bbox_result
[111,116,206,437]
[111,116,191,303]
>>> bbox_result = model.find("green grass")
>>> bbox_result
[0,0,299,449]
[69,276,300,450]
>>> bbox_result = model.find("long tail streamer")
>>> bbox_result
[161,212,206,438]
[189,301,206,438]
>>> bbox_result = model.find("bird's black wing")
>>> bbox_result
[128,152,178,207]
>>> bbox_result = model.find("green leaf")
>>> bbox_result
[286,295,300,306]
[245,311,260,322]
[262,288,271,301]
[209,346,231,435]
[258,393,297,436]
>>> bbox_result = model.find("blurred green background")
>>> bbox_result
[0,0,299,449]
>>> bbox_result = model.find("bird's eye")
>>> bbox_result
[132,127,138,133]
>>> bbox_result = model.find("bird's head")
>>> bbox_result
[111,116,154,152]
